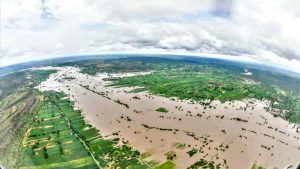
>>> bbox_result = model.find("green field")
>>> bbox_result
[0,69,56,168]
[21,92,152,169]
[0,68,154,169]
[21,93,98,169]
[154,161,175,169]
[111,63,300,123]
[187,159,224,169]
[53,56,300,124]
[1,56,300,168]
[59,56,300,123]
[21,92,150,168]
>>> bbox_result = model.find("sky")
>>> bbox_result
[1,0,300,73]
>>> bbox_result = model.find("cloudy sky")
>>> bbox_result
[1,0,300,72]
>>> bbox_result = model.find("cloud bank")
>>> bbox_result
[1,0,300,72]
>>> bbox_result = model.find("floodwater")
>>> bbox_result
[36,67,300,169]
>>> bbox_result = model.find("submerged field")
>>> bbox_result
[1,56,300,169]
[35,65,300,169]
[21,92,152,169]
[0,67,153,169]
[54,56,300,123]
[111,62,300,124]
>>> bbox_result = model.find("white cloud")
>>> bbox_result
[1,0,300,73]
[55,43,63,49]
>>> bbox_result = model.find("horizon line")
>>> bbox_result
[1,51,300,75]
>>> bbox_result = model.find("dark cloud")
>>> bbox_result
[213,0,234,17]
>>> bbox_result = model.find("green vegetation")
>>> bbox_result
[57,57,153,75]
[113,65,270,102]
[63,56,299,123]
[0,69,56,168]
[0,68,153,169]
[112,62,300,123]
[30,69,57,86]
[2,56,300,168]
[154,161,175,169]
[21,92,152,169]
[21,92,98,168]
[80,66,98,75]
[187,148,198,157]
[165,151,177,161]
[187,159,223,169]
[251,163,266,169]
[175,143,186,149]
[155,107,168,113]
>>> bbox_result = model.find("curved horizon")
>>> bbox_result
[1,0,300,74]
[1,52,300,76]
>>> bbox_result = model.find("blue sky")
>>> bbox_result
[1,0,300,73]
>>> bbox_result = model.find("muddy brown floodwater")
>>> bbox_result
[36,67,300,169]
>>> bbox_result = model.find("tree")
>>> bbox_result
[43,147,49,159]
[59,146,64,155]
